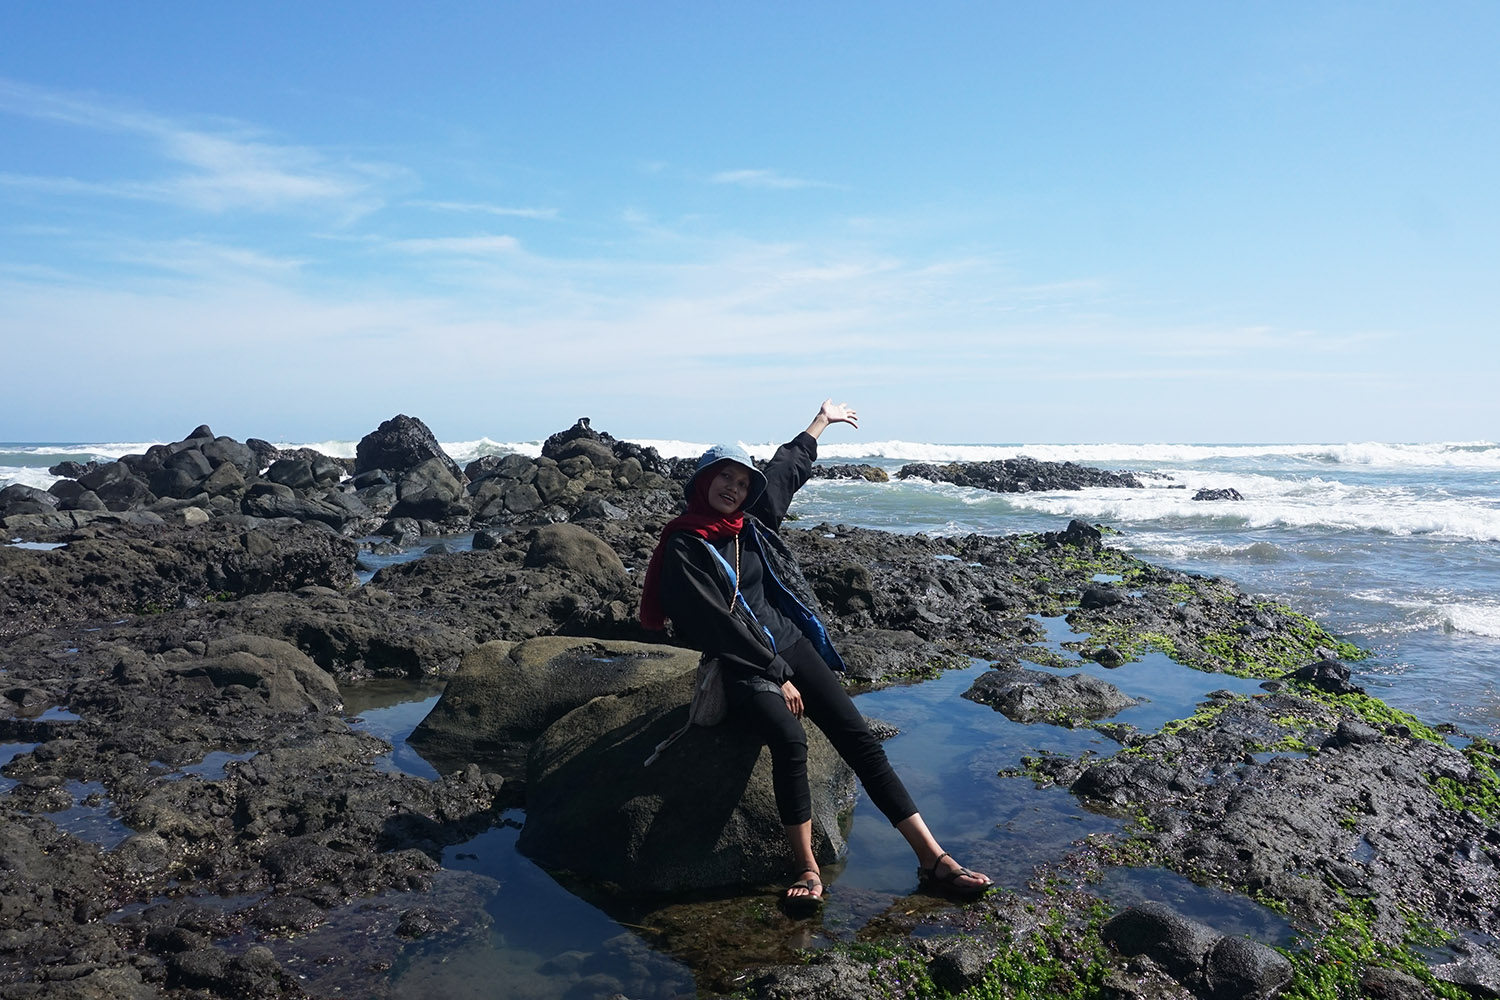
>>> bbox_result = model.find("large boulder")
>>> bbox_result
[1103,902,1292,1000]
[171,635,343,713]
[409,637,700,779]
[523,523,630,595]
[0,484,59,517]
[390,457,467,520]
[355,415,462,481]
[517,663,857,893]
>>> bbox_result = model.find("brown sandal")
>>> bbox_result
[918,852,993,899]
[782,867,825,915]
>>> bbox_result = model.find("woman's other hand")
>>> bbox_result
[781,680,804,717]
[806,399,858,439]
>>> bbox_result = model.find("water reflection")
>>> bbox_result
[342,678,447,780]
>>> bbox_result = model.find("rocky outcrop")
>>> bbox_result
[517,664,857,892]
[5,413,1495,999]
[1192,488,1244,501]
[809,463,890,482]
[354,414,462,481]
[897,457,1142,492]
[0,520,358,637]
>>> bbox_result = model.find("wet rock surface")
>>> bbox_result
[1,418,1493,999]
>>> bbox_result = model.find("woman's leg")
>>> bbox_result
[732,683,823,902]
[784,641,916,824]
[785,640,992,893]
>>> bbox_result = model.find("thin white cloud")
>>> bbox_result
[710,168,830,190]
[0,78,396,216]
[383,235,521,255]
[408,199,558,220]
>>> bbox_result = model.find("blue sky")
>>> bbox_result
[2,2,1496,445]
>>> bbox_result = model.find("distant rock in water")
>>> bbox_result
[810,463,889,482]
[1193,487,1244,501]
[896,458,1142,493]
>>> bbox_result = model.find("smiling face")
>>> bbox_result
[704,461,753,515]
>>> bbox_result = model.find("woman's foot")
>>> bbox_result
[782,867,825,915]
[917,852,993,899]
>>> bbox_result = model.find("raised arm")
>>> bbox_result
[750,399,860,530]
[803,399,858,440]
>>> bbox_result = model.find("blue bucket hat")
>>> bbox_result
[687,443,767,510]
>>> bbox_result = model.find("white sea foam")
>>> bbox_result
[878,471,1500,544]
[1444,604,1500,638]
[274,439,358,458]
[441,438,543,461]
[799,439,1500,470]
[0,467,61,491]
[1344,590,1500,639]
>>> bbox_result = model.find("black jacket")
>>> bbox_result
[659,432,845,686]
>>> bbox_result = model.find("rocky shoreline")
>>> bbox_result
[2,416,1497,999]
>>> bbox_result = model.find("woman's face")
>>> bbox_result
[705,461,752,515]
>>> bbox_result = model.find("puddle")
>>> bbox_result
[1090,573,1123,583]
[49,780,132,848]
[106,891,266,926]
[844,660,1123,900]
[1251,750,1310,765]
[356,533,477,585]
[1094,867,1301,946]
[157,750,259,781]
[35,706,82,722]
[342,678,447,780]
[0,741,38,794]
[1019,615,1268,731]
[933,553,960,562]
[4,540,67,551]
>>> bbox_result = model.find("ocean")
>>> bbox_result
[5,436,1499,739]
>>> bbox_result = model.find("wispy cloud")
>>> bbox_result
[0,78,397,216]
[710,168,830,190]
[382,235,521,255]
[408,199,558,220]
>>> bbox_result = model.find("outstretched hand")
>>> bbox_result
[819,399,858,428]
[805,399,858,439]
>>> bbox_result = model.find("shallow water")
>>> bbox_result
[1094,867,1300,945]
[342,678,447,780]
[329,615,1303,998]
[0,742,38,795]
[355,532,477,585]
[47,779,132,848]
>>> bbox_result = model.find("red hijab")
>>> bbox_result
[638,463,746,630]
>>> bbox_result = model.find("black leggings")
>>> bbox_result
[730,638,918,828]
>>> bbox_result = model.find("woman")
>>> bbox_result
[640,399,992,911]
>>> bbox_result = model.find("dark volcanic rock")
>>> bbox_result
[897,457,1142,493]
[965,666,1139,723]
[48,459,92,478]
[1104,901,1292,1000]
[1288,657,1365,696]
[409,637,700,779]
[355,414,462,481]
[517,660,856,892]
[0,483,58,516]
[0,520,357,637]
[1193,488,1245,501]
[809,463,890,482]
